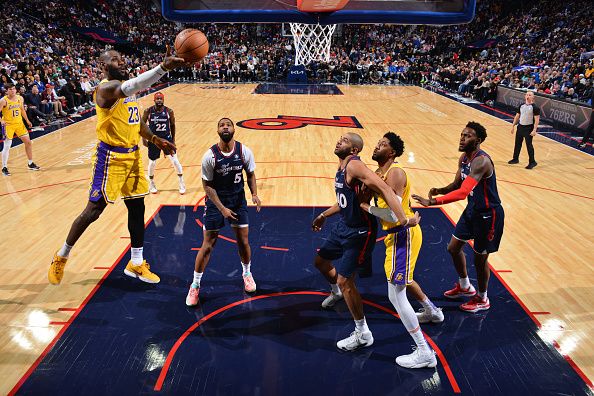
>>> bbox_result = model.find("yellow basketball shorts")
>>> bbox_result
[89,141,148,204]
[384,225,422,285]
[4,123,28,139]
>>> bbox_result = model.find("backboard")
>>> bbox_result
[161,0,476,25]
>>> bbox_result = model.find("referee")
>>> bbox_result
[509,91,540,169]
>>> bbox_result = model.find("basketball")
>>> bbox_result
[174,29,209,63]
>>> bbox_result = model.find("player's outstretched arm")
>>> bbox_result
[98,46,186,106]
[139,118,176,154]
[412,156,490,207]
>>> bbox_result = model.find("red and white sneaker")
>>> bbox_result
[460,295,490,313]
[186,286,200,307]
[444,282,476,299]
[243,272,257,293]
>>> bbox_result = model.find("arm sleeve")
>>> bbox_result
[201,151,215,181]
[435,176,479,205]
[121,65,167,97]
[368,206,399,223]
[242,145,256,172]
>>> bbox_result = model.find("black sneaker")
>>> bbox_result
[28,162,41,171]
[508,159,519,164]
[525,162,537,169]
[2,167,10,176]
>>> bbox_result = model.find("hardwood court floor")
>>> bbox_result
[0,84,592,393]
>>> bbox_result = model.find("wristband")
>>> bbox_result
[160,63,171,72]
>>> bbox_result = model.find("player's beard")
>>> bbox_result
[220,132,233,143]
[107,65,128,81]
[334,146,351,159]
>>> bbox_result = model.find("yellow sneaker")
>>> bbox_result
[124,260,160,284]
[48,252,68,285]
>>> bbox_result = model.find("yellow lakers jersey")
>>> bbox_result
[94,80,141,147]
[1,95,24,125]
[376,162,414,230]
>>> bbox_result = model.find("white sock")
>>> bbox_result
[168,153,183,174]
[410,328,430,353]
[420,296,438,313]
[2,139,12,167]
[355,317,370,334]
[478,291,487,300]
[241,261,251,275]
[459,277,471,289]
[330,283,341,295]
[28,159,34,165]
[148,159,157,178]
[131,247,143,266]
[58,242,73,258]
[192,271,203,288]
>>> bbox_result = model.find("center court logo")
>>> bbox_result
[237,115,363,130]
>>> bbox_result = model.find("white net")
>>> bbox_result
[289,23,337,66]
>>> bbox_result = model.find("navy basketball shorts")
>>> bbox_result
[453,205,504,254]
[203,192,249,231]
[318,221,377,278]
[148,135,173,161]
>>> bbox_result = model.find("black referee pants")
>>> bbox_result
[512,124,536,163]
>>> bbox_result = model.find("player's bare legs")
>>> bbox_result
[314,256,343,308]
[186,230,218,306]
[232,226,256,292]
[407,280,444,323]
[444,236,476,298]
[474,252,490,295]
[195,230,219,273]
[337,274,363,320]
[65,199,108,246]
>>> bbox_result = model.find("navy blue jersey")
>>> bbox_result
[211,141,245,196]
[147,106,171,139]
[335,156,373,228]
[461,149,501,211]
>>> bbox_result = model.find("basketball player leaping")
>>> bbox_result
[360,132,440,368]
[312,132,420,352]
[142,92,186,194]
[48,47,187,285]
[413,122,505,313]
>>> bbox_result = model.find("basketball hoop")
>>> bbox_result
[289,23,336,65]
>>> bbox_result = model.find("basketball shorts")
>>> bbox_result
[4,123,28,139]
[203,192,249,231]
[147,135,173,161]
[318,220,377,278]
[453,205,505,254]
[89,141,149,204]
[383,224,422,285]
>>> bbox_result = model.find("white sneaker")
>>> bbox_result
[395,347,437,369]
[337,329,374,351]
[179,181,186,194]
[321,291,343,308]
[149,181,158,194]
[416,308,444,324]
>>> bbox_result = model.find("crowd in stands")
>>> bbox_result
[0,0,592,129]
